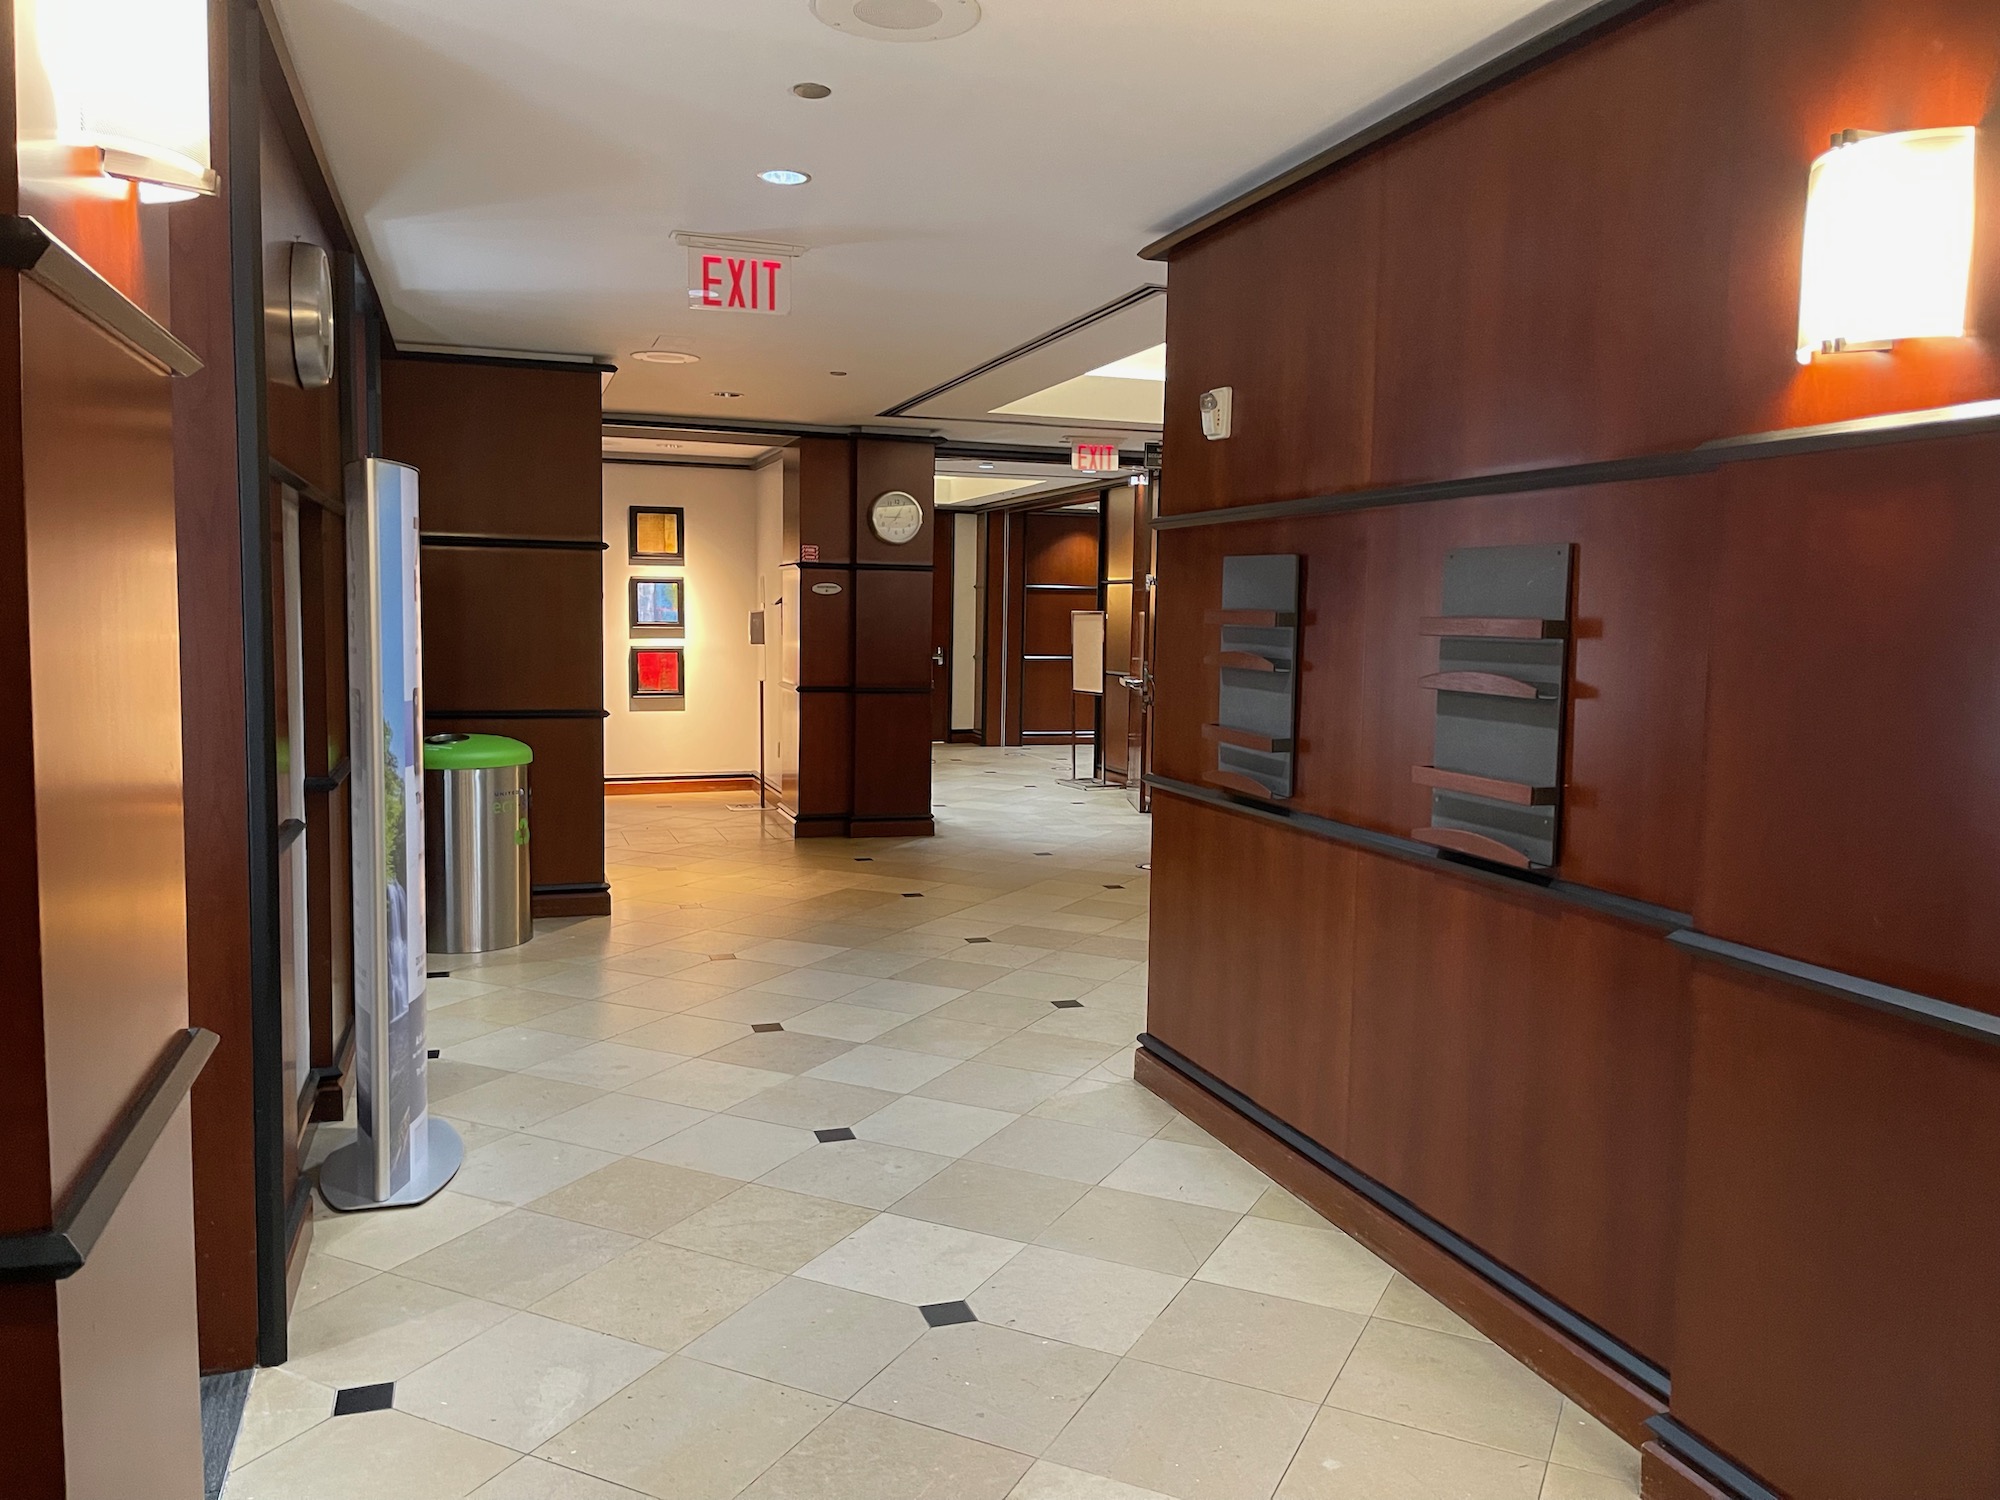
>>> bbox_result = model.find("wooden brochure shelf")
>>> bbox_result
[1204,609,1297,628]
[1413,764,1557,807]
[1206,651,1286,673]
[1413,826,1534,869]
[1420,616,1568,640]
[1205,769,1285,801]
[1418,671,1551,700]
[1203,723,1293,754]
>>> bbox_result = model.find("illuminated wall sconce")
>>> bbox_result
[1797,127,1977,364]
[19,0,218,202]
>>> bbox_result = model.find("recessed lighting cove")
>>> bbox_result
[759,169,812,186]
[810,0,981,44]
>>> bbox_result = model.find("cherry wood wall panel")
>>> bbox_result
[1697,434,2000,1018]
[1161,160,1382,511]
[1145,1,2000,1492]
[381,359,602,539]
[1672,966,2000,1497]
[420,548,603,712]
[1147,794,1357,1153]
[1342,857,1691,1368]
[1153,474,1718,913]
[383,357,607,912]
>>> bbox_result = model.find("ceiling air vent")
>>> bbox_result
[810,0,982,43]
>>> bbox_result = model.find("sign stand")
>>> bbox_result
[1062,610,1117,790]
[320,458,463,1213]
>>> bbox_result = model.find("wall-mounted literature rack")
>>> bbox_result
[1202,554,1302,802]
[1414,544,1572,868]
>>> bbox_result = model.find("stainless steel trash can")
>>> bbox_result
[423,733,532,955]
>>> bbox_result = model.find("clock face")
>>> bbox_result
[869,490,924,545]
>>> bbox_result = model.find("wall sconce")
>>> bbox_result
[1796,127,1977,364]
[24,0,218,203]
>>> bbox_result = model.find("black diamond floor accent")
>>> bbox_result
[854,856,873,862]
[965,937,992,944]
[427,1049,441,1059]
[902,892,924,898]
[426,970,452,979]
[752,1023,785,1034]
[1034,852,1053,857]
[1104,884,1125,890]
[333,1382,394,1417]
[815,1127,856,1143]
[921,1301,977,1328]
[1051,1000,1084,1010]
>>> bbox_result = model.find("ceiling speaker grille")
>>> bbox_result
[811,0,980,43]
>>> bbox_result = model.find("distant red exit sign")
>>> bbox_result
[688,247,792,314]
[1072,442,1119,472]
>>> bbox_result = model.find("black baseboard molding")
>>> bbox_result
[1646,1416,1782,1500]
[1139,1031,1672,1401]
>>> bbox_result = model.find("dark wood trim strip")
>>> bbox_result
[1134,1041,1672,1435]
[0,1028,220,1282]
[1413,765,1557,806]
[533,882,612,898]
[304,757,351,795]
[390,348,616,375]
[425,708,608,721]
[880,285,1166,418]
[1140,0,1669,260]
[1642,1443,1735,1500]
[1151,399,2000,533]
[0,216,204,376]
[1146,774,1692,932]
[1668,930,2000,1048]
[1645,1417,1782,1500]
[420,533,607,552]
[605,776,758,796]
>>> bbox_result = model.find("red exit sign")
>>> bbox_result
[1072,442,1120,473]
[688,247,792,314]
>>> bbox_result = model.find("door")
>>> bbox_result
[930,506,952,740]
[1015,508,1101,745]
[1126,473,1158,812]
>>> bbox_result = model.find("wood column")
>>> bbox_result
[380,355,609,915]
[780,436,937,837]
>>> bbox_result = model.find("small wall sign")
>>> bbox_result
[811,582,843,595]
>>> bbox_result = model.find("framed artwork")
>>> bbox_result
[629,506,685,562]
[630,646,685,699]
[630,576,685,631]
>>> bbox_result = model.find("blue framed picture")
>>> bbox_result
[630,576,684,632]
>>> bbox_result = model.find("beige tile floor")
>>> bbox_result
[225,747,1642,1500]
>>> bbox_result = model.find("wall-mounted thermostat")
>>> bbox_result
[1200,387,1233,441]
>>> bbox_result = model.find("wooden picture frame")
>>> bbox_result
[630,646,685,699]
[629,506,686,562]
[629,576,685,632]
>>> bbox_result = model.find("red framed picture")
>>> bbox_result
[630,647,685,698]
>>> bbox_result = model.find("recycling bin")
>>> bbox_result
[423,733,532,955]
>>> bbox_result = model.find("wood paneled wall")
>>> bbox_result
[778,437,938,836]
[380,356,609,914]
[1146,2,2000,1496]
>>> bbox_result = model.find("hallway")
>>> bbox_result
[225,750,1638,1500]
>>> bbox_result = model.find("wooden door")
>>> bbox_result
[1015,509,1101,744]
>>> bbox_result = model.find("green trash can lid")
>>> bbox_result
[423,732,533,770]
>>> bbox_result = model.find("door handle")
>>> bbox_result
[932,648,946,666]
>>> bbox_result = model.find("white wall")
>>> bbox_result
[603,463,761,778]
[950,512,980,732]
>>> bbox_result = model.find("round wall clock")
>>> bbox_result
[289,241,336,390]
[869,490,925,545]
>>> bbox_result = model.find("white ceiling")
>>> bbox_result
[273,0,1595,445]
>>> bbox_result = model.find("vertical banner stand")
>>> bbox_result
[1062,609,1116,789]
[320,459,463,1212]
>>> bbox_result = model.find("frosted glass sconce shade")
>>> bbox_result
[1797,127,1977,363]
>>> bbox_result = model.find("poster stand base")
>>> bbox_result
[317,1117,465,1213]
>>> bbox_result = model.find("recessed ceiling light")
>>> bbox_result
[978,463,995,470]
[631,349,700,365]
[830,370,848,377]
[759,169,812,186]
[811,0,981,44]
[793,82,833,99]
[713,391,742,399]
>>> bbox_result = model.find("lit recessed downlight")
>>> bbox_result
[759,169,812,186]
[793,83,833,100]
[978,463,995,470]
[632,349,700,365]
